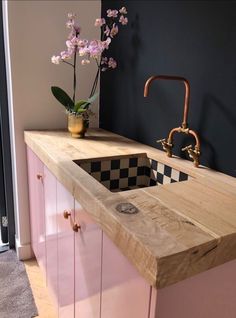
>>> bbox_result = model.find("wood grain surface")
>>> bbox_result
[24,129,236,289]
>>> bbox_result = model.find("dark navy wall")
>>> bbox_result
[100,0,236,177]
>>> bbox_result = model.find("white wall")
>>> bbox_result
[3,0,101,259]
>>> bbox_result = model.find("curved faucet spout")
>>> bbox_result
[144,75,190,129]
[144,74,201,167]
[167,126,201,167]
[167,127,201,152]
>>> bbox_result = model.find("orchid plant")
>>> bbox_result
[51,7,128,119]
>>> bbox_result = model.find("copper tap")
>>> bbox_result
[144,75,201,167]
[156,138,173,157]
[182,145,200,167]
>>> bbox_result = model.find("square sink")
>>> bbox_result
[73,153,189,193]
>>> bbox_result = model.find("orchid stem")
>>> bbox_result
[62,60,74,67]
[73,50,77,104]
[89,67,100,98]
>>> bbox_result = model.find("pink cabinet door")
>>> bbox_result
[44,165,58,314]
[150,259,236,318]
[27,147,46,278]
[57,181,75,318]
[101,233,151,318]
[74,200,102,318]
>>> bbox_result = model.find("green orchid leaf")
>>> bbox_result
[87,92,99,104]
[51,86,74,110]
[74,100,88,112]
[79,102,90,110]
[77,109,87,113]
[72,92,99,114]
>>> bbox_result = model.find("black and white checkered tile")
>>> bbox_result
[74,156,189,192]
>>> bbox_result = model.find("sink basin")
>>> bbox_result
[73,153,190,193]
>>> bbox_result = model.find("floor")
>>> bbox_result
[1,228,56,317]
[24,259,57,318]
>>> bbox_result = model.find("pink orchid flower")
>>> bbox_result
[107,9,118,18]
[60,50,73,60]
[73,22,81,33]
[104,25,110,37]
[70,36,80,46]
[101,57,108,65]
[119,15,128,25]
[119,7,127,14]
[94,18,106,27]
[102,37,111,50]
[68,13,76,19]
[66,17,81,34]
[66,20,74,29]
[78,46,90,57]
[77,39,88,48]
[110,23,119,38]
[51,10,128,114]
[108,57,117,69]
[68,29,76,40]
[81,59,90,65]
[51,55,61,64]
[66,40,75,50]
[88,40,104,58]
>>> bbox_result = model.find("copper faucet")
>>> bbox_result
[144,75,201,167]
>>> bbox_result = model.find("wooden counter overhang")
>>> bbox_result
[24,129,236,289]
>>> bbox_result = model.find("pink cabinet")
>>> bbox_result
[44,166,58,313]
[56,187,102,318]
[27,147,46,278]
[74,199,102,318]
[57,181,75,318]
[149,258,236,318]
[101,233,151,318]
[27,148,152,318]
[27,146,236,318]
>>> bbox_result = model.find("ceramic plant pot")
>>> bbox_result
[68,113,88,138]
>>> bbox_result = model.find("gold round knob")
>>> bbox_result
[36,173,43,180]
[72,223,81,232]
[63,210,71,219]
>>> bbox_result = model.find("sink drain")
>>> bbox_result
[116,203,139,214]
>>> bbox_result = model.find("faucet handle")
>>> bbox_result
[156,138,173,157]
[182,144,193,152]
[182,144,200,167]
[156,138,167,144]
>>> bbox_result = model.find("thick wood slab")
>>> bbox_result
[24,129,236,288]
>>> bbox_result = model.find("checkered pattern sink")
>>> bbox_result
[74,154,189,192]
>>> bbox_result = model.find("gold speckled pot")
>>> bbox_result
[68,114,88,138]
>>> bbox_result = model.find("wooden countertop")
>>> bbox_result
[24,129,236,289]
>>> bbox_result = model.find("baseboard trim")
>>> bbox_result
[15,238,34,260]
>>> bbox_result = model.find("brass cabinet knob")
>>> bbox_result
[63,210,71,219]
[36,173,43,180]
[72,223,81,232]
[63,210,81,232]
